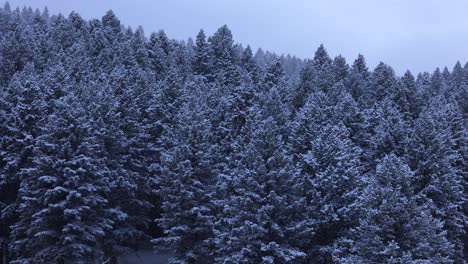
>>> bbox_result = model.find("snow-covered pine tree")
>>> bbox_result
[259,59,292,134]
[0,8,37,86]
[332,55,349,84]
[346,54,369,102]
[9,93,113,263]
[450,61,464,91]
[396,70,421,119]
[97,64,158,255]
[429,68,445,97]
[292,45,335,111]
[147,31,169,79]
[153,81,216,264]
[311,44,334,93]
[288,91,363,262]
[192,29,212,79]
[291,59,314,111]
[447,62,468,114]
[334,154,454,263]
[208,25,241,87]
[365,98,408,168]
[365,62,398,105]
[241,45,261,85]
[289,122,362,263]
[0,64,47,255]
[214,105,305,264]
[406,99,465,262]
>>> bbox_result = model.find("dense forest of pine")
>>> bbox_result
[0,3,466,264]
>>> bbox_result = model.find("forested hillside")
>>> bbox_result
[0,3,466,263]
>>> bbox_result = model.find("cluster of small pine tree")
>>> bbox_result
[0,3,466,264]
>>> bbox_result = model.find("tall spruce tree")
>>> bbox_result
[406,100,465,262]
[192,29,212,79]
[214,106,305,264]
[9,94,113,263]
[208,25,240,86]
[0,64,47,256]
[153,82,216,264]
[334,154,454,263]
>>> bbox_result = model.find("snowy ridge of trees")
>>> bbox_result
[0,3,466,263]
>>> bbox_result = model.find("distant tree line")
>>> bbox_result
[0,3,466,263]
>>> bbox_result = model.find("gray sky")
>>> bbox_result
[5,0,468,74]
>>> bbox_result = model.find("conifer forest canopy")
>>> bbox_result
[0,3,466,264]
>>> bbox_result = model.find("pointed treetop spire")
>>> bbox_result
[352,54,368,75]
[196,29,206,41]
[195,29,207,51]
[313,44,332,68]
[242,45,255,66]
[3,1,11,12]
[402,70,415,83]
[102,10,120,31]
[332,55,349,81]
[42,6,49,18]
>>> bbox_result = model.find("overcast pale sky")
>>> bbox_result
[5,0,468,74]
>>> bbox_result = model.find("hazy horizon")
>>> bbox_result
[4,0,468,74]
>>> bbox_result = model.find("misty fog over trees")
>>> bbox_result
[0,3,466,264]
